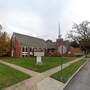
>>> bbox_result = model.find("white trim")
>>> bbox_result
[22,52,28,56]
[22,46,28,56]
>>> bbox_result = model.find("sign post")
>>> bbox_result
[58,45,67,81]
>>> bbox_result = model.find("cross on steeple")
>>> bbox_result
[58,24,61,39]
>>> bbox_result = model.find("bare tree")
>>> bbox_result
[68,20,90,57]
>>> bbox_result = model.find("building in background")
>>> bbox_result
[11,24,82,58]
[46,24,70,56]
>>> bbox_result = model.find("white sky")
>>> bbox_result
[0,0,90,41]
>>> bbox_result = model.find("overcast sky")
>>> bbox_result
[0,0,90,41]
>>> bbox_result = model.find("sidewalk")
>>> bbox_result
[42,57,84,77]
[0,60,39,76]
[0,56,84,90]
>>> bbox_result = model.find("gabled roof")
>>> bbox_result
[13,32,47,48]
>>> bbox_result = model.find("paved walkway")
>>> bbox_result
[37,77,64,90]
[0,56,84,90]
[0,60,39,76]
[64,59,90,90]
[42,57,84,77]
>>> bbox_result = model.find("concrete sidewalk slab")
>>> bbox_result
[3,73,45,90]
[37,77,64,90]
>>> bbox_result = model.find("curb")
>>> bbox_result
[60,58,89,90]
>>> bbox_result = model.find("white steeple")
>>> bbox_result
[58,24,61,39]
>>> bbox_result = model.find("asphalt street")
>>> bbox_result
[64,59,90,90]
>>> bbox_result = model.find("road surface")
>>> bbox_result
[64,60,90,90]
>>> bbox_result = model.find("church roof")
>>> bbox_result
[46,41,56,49]
[13,32,47,48]
[12,33,70,49]
[46,40,70,49]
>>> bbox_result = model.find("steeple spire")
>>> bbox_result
[58,24,61,39]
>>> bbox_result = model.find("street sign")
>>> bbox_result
[58,45,67,55]
[58,45,67,81]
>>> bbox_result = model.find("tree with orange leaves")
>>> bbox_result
[0,24,11,56]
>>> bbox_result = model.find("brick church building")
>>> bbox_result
[11,25,82,57]
[46,24,71,56]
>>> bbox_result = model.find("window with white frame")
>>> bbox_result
[22,47,28,56]
[30,48,33,56]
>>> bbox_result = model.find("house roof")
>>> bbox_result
[46,40,70,49]
[13,32,47,48]
[46,41,56,49]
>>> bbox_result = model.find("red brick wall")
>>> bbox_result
[46,50,56,56]
[28,48,30,57]
[44,48,46,56]
[70,47,82,54]
[14,37,22,58]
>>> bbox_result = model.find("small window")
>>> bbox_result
[26,48,27,52]
[41,49,44,52]
[22,48,24,52]
[30,48,32,52]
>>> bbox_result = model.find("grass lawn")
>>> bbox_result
[0,63,30,90]
[50,59,87,83]
[0,57,75,72]
[87,54,90,58]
